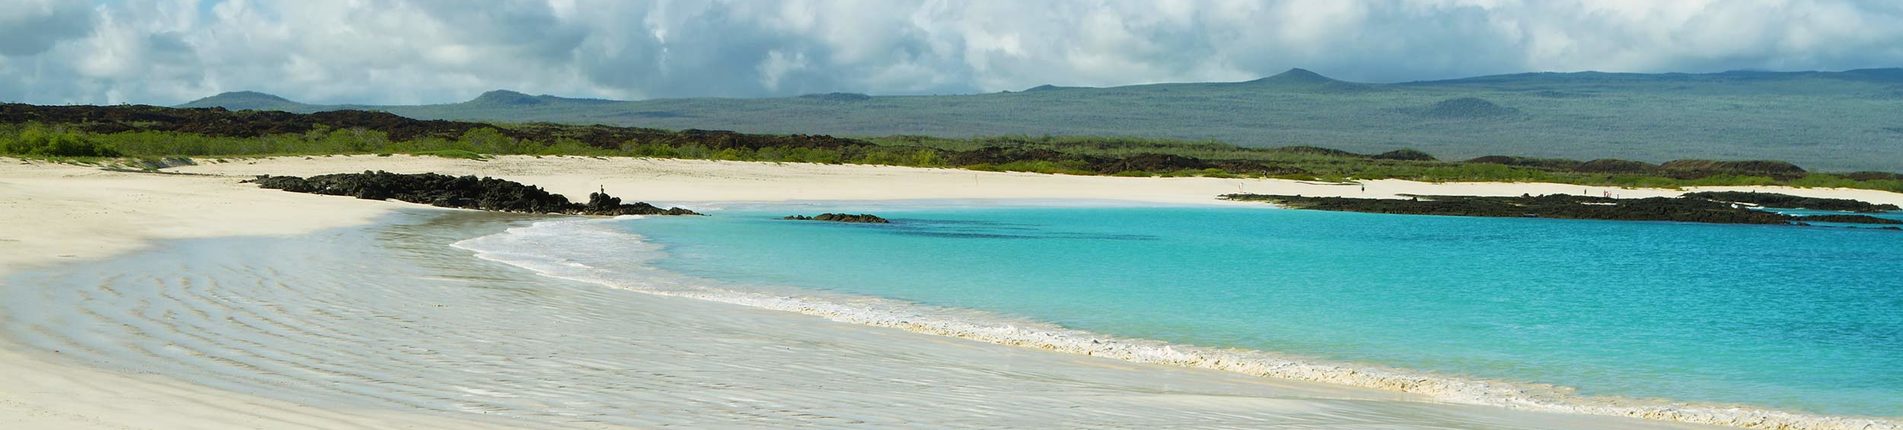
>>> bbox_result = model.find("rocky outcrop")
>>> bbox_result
[1092,153,1211,174]
[1462,156,1830,181]
[1795,214,1903,224]
[1683,191,1900,212]
[1372,149,1436,161]
[1659,160,1808,180]
[939,147,1305,176]
[579,189,701,216]
[1221,193,1898,226]
[783,213,890,223]
[248,171,698,216]
[1573,159,1655,174]
[1465,156,1585,170]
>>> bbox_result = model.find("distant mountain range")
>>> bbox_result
[180,89,619,112]
[178,68,1903,171]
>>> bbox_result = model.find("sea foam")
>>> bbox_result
[452,217,1900,430]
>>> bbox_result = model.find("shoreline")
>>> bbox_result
[461,212,1898,430]
[0,160,512,428]
[5,156,1899,428]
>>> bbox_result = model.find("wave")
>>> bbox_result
[452,216,1900,430]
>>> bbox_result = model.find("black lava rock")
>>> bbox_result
[783,213,890,223]
[247,171,698,216]
[1221,193,1802,225]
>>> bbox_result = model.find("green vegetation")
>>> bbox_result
[2,124,119,157]
[0,124,1895,195]
[178,68,1903,172]
[4,114,1901,194]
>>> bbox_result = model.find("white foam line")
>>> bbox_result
[452,216,1901,430]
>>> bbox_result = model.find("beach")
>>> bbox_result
[0,160,500,428]
[171,155,1903,207]
[4,155,1896,429]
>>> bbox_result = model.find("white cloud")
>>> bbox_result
[2,0,1902,105]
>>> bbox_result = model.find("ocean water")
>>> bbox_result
[586,202,1903,419]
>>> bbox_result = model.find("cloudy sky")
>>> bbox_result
[4,0,1902,105]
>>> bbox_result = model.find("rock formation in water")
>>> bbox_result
[1794,214,1902,225]
[1221,193,1898,226]
[1683,191,1900,212]
[783,213,891,223]
[248,171,698,216]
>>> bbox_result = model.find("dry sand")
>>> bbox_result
[172,155,1903,207]
[8,155,1891,429]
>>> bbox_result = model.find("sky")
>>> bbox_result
[3,0,1902,105]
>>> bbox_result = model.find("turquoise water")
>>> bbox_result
[614,203,1903,418]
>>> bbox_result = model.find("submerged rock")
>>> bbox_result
[783,213,890,223]
[248,171,698,216]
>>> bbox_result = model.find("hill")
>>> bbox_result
[176,68,1903,172]
[460,90,619,107]
[176,91,316,112]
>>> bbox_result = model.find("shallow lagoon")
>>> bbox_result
[622,202,1903,417]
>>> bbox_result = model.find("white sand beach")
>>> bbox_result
[172,155,1903,207]
[6,155,1896,429]
[0,160,503,429]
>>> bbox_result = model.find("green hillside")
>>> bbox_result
[179,68,1903,172]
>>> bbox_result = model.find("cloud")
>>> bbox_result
[3,0,1902,105]
[0,0,93,57]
